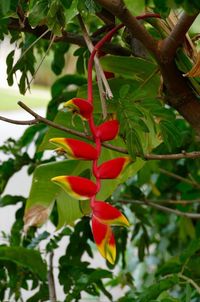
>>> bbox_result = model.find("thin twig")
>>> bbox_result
[147,198,200,205]
[178,273,200,294]
[159,168,200,189]
[2,104,200,162]
[26,34,55,93]
[121,199,200,219]
[48,252,57,302]
[18,101,88,139]
[0,115,37,125]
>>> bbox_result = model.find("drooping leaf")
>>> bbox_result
[0,246,47,281]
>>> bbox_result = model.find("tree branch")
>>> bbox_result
[8,18,131,57]
[178,273,200,294]
[2,104,200,162]
[48,252,57,302]
[96,0,159,57]
[121,198,200,219]
[159,168,200,189]
[161,12,199,62]
[0,116,37,125]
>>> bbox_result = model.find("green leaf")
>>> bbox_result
[0,195,25,207]
[6,50,14,86]
[127,129,144,160]
[38,111,88,151]
[124,0,145,15]
[100,56,157,80]
[0,0,11,15]
[56,190,84,229]
[179,238,200,263]
[28,0,49,27]
[25,160,90,227]
[51,43,70,75]
[0,246,47,281]
[138,276,178,302]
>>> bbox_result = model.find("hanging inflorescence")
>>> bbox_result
[50,24,131,264]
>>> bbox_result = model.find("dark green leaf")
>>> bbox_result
[0,246,47,281]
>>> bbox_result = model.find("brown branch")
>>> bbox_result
[159,168,200,189]
[8,18,131,57]
[18,101,88,139]
[96,0,159,57]
[48,252,57,302]
[161,12,199,63]
[121,199,200,219]
[2,104,200,162]
[0,115,37,125]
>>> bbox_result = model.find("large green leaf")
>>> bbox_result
[138,276,178,302]
[0,246,47,281]
[39,111,88,151]
[100,56,160,99]
[25,160,90,228]
[56,190,82,229]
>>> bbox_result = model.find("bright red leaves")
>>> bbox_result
[91,201,129,264]
[64,98,93,120]
[96,120,119,141]
[49,138,98,160]
[51,176,97,200]
[97,157,131,179]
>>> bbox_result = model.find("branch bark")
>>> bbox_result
[8,18,131,56]
[96,0,200,134]
[161,12,199,63]
[120,198,200,219]
[2,103,200,161]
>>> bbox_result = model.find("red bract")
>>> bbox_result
[49,138,98,160]
[97,157,131,179]
[64,98,93,120]
[92,201,130,227]
[91,216,116,264]
[51,175,97,200]
[96,120,119,141]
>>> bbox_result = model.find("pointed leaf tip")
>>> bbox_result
[51,175,97,200]
[64,98,93,120]
[96,120,119,142]
[92,201,130,227]
[49,138,98,160]
[92,217,116,264]
[98,157,131,179]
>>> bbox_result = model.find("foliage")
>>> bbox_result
[0,0,200,301]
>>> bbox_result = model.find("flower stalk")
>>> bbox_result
[51,13,161,263]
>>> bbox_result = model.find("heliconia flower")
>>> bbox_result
[51,175,97,200]
[91,201,130,227]
[49,138,98,160]
[97,157,131,179]
[96,120,119,141]
[92,216,116,264]
[64,98,93,120]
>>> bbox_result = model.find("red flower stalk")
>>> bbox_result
[51,16,164,262]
